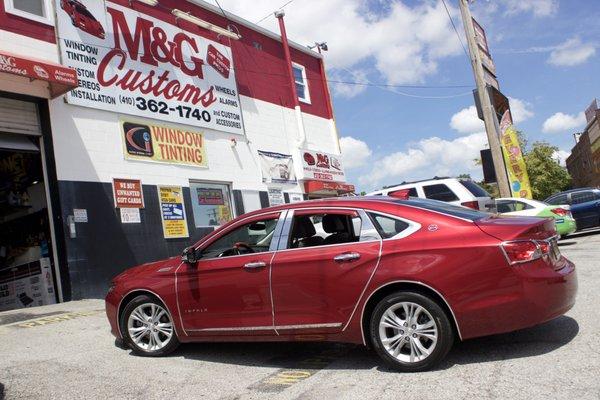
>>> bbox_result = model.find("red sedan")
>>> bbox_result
[61,0,105,39]
[105,197,577,371]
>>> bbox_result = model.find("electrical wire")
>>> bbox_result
[255,0,295,24]
[440,0,470,60]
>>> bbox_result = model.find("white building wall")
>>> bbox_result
[48,93,338,194]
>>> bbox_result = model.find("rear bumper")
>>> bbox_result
[459,257,577,339]
[556,219,577,235]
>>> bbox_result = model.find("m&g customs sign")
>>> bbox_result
[57,0,243,134]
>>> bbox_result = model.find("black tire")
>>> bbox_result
[119,294,179,357]
[369,291,454,372]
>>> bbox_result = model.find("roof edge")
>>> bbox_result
[187,0,323,59]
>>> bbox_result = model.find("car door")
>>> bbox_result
[176,211,283,334]
[270,208,381,334]
[569,191,600,229]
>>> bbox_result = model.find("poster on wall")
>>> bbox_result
[56,0,243,134]
[258,151,296,183]
[267,187,284,206]
[158,185,189,238]
[120,207,141,223]
[121,119,207,168]
[112,178,144,208]
[499,111,532,199]
[299,149,346,182]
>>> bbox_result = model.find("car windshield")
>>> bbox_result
[392,197,490,221]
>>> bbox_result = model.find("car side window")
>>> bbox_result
[496,200,514,213]
[546,194,567,205]
[368,213,409,239]
[423,184,459,202]
[571,191,596,205]
[201,216,279,258]
[288,213,361,249]
[515,201,533,211]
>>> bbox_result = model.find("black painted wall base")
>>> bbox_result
[58,181,213,299]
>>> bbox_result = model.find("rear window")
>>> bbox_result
[423,184,459,202]
[460,180,490,197]
[546,193,568,205]
[394,198,489,221]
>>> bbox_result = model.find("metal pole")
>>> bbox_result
[275,10,307,147]
[458,0,511,197]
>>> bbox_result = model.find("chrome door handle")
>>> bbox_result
[333,252,361,263]
[243,261,266,269]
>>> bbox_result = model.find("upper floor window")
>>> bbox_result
[292,63,310,104]
[5,0,54,25]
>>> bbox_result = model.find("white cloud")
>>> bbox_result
[502,0,559,18]
[552,150,571,167]
[328,69,369,98]
[217,0,463,86]
[339,136,372,169]
[450,106,484,134]
[507,97,534,124]
[542,111,586,134]
[548,37,596,67]
[449,98,532,134]
[359,132,487,187]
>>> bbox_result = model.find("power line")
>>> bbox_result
[441,0,470,60]
[255,0,295,24]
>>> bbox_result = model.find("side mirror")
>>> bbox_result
[181,246,199,264]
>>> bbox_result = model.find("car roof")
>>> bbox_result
[546,187,599,199]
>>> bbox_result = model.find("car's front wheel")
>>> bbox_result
[120,294,179,356]
[369,291,454,372]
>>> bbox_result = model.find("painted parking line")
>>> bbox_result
[249,346,348,393]
[10,310,104,328]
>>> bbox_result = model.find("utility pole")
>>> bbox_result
[458,0,511,197]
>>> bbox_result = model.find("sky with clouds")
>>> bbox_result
[217,0,600,192]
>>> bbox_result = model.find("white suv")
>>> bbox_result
[367,177,493,211]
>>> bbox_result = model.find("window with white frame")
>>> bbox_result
[292,63,310,104]
[5,0,54,25]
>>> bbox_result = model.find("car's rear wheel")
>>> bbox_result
[120,294,179,356]
[369,291,454,372]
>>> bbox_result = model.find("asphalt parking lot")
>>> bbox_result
[1,229,599,400]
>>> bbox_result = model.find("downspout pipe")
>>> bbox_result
[275,10,307,148]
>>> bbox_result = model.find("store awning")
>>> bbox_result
[0,50,78,98]
[304,180,356,196]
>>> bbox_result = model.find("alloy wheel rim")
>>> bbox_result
[378,301,438,363]
[127,303,174,351]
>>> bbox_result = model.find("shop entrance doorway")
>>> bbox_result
[0,98,59,311]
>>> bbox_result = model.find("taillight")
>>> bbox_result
[551,207,568,216]
[461,201,479,210]
[388,189,410,200]
[501,240,542,265]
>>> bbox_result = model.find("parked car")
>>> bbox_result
[61,0,105,39]
[367,177,492,211]
[495,197,577,237]
[106,196,577,372]
[545,188,600,230]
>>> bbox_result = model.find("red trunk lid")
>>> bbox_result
[475,215,557,241]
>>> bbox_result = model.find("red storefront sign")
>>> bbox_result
[113,178,144,208]
[304,180,355,195]
[0,50,78,98]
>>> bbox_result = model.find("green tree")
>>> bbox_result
[524,141,571,200]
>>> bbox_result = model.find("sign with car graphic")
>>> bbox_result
[56,0,243,134]
[299,149,346,182]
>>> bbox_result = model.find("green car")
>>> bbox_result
[495,197,577,237]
